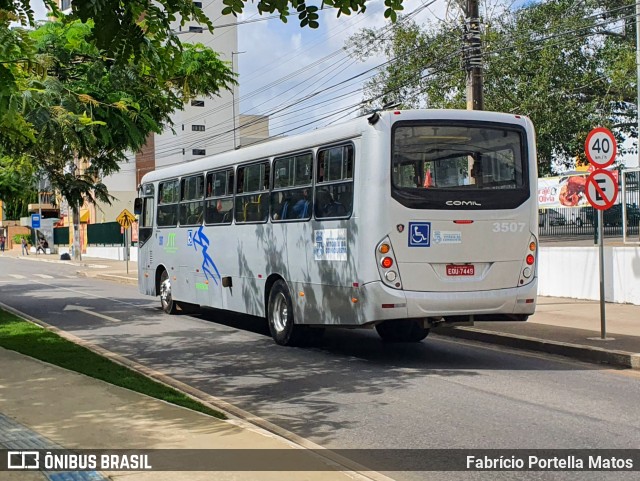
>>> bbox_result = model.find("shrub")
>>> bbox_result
[12,234,30,245]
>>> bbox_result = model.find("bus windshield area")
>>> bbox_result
[391,122,529,209]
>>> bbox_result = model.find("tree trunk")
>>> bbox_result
[72,205,82,261]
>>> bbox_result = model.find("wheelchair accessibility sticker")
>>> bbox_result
[187,230,193,247]
[408,222,431,247]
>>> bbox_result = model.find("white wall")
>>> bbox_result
[539,246,640,305]
[57,246,137,262]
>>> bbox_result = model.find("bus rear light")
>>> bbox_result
[382,303,406,308]
[351,297,358,303]
[299,291,305,297]
[526,254,535,265]
[376,237,402,289]
[525,298,535,304]
[529,241,536,251]
[523,267,532,278]
[453,220,474,224]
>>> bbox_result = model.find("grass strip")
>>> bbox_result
[0,308,226,419]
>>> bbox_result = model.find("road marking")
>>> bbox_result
[31,279,147,308]
[35,274,54,279]
[63,304,122,323]
[8,274,26,279]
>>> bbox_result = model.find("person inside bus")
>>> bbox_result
[292,189,310,219]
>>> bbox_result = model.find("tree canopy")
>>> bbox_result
[348,0,636,175]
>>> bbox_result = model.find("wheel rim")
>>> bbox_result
[272,292,288,333]
[160,276,172,310]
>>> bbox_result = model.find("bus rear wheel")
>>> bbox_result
[376,320,430,343]
[268,280,305,346]
[159,269,177,314]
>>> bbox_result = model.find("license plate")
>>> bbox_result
[446,265,475,276]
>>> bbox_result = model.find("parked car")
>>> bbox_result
[539,209,567,227]
[580,204,640,227]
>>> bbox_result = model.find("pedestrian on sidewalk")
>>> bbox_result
[21,237,29,256]
[0,235,5,253]
[36,238,46,255]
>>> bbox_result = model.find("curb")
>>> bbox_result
[435,326,640,370]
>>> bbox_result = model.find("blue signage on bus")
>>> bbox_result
[408,222,431,247]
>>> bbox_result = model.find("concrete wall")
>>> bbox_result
[539,246,640,305]
[58,245,138,262]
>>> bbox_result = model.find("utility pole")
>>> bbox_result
[463,0,483,110]
[231,51,245,149]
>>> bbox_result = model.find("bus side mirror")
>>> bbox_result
[134,198,142,215]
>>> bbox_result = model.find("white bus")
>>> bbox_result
[136,109,538,345]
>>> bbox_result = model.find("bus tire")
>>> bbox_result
[267,280,303,346]
[159,269,178,315]
[376,320,430,343]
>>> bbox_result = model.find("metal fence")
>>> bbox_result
[87,221,124,246]
[53,227,69,245]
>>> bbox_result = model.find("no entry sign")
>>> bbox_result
[585,169,618,211]
[585,127,617,168]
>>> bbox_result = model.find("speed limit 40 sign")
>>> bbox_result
[585,127,617,168]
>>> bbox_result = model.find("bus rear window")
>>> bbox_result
[391,122,529,210]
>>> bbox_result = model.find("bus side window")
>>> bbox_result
[235,161,269,223]
[315,144,354,219]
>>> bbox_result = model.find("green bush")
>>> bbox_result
[12,234,31,245]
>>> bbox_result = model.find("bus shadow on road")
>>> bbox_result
[194,308,605,373]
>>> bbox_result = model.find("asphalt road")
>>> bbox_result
[1,256,639,480]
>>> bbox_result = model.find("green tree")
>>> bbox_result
[0,156,37,219]
[4,18,235,258]
[348,0,636,175]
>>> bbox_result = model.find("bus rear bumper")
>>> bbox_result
[362,279,537,324]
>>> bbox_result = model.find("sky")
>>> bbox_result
[28,0,454,137]
[234,0,452,136]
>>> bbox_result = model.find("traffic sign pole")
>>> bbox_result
[585,127,618,341]
[598,210,606,339]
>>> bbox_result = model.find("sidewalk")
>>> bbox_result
[0,348,370,481]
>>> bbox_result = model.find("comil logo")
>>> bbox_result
[8,451,39,470]
[446,200,482,206]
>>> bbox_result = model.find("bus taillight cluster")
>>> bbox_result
[377,239,402,289]
[520,238,537,285]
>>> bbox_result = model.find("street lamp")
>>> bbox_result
[231,51,245,149]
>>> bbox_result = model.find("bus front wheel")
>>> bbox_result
[159,270,177,314]
[267,280,304,346]
[376,320,430,342]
